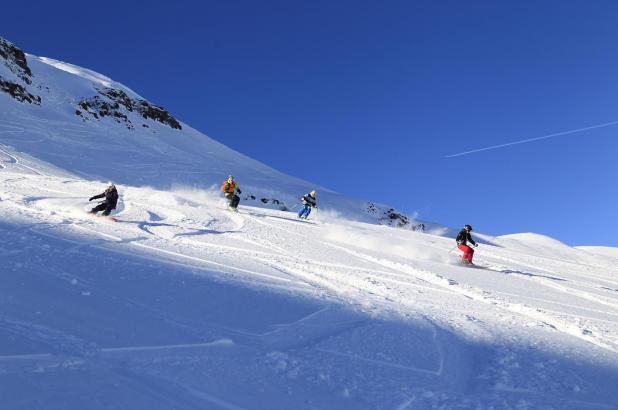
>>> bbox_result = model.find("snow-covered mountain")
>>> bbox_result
[0,37,418,229]
[2,37,618,409]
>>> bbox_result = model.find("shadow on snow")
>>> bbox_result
[0,220,616,410]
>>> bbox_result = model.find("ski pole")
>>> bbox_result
[448,245,457,254]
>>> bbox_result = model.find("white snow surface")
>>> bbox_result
[1,40,618,409]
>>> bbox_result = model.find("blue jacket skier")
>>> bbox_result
[298,191,317,219]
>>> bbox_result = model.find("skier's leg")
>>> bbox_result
[458,244,473,262]
[101,205,113,216]
[299,205,310,218]
[90,203,107,214]
[232,195,240,209]
[468,247,475,263]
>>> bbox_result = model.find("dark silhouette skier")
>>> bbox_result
[89,182,119,217]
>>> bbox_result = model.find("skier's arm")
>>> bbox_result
[89,193,105,201]
[467,233,477,246]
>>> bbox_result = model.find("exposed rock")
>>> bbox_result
[0,38,40,104]
[76,87,182,130]
[0,77,41,104]
[242,195,287,211]
[0,37,33,84]
[382,208,410,228]
[368,204,422,230]
[365,202,378,215]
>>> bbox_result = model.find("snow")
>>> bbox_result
[578,246,618,260]
[1,39,618,409]
[35,56,141,97]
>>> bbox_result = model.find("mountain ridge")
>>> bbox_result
[1,36,419,229]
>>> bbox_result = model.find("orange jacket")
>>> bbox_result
[221,180,238,194]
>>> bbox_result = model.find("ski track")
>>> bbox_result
[9,179,618,341]
[243,212,618,351]
[1,167,618,408]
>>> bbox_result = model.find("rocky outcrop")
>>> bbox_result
[242,195,288,211]
[76,87,182,130]
[0,78,41,104]
[0,37,40,105]
[0,37,33,84]
[365,202,424,230]
[382,208,411,228]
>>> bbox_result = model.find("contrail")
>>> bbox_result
[445,120,618,158]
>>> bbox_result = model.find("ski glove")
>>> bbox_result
[474,243,478,248]
[89,196,95,201]
[237,189,242,194]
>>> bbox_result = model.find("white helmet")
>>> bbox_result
[310,190,316,196]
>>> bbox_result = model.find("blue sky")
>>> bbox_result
[4,1,618,246]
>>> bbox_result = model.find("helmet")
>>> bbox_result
[464,224,472,231]
[310,190,316,196]
[227,175,234,181]
[107,181,114,187]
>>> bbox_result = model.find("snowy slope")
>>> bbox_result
[0,37,416,228]
[2,37,618,409]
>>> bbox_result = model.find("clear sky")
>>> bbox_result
[3,1,618,246]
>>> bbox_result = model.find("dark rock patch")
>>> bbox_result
[0,37,33,84]
[76,87,182,130]
[0,77,41,104]
[383,208,410,228]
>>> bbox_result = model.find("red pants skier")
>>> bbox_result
[458,243,474,263]
[456,224,477,264]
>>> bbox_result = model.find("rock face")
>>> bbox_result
[0,37,33,84]
[365,202,424,231]
[242,195,288,211]
[0,78,41,104]
[383,207,411,228]
[77,87,182,130]
[0,37,40,105]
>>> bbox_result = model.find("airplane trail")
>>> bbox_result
[445,120,618,158]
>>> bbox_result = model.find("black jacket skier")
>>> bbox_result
[456,224,477,264]
[89,182,119,216]
[456,226,476,246]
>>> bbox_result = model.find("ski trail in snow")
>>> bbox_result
[0,145,43,175]
[445,120,618,158]
[344,248,618,353]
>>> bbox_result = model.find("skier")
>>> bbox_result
[89,182,119,217]
[298,190,317,219]
[456,224,478,264]
[221,175,241,211]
